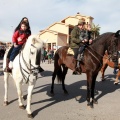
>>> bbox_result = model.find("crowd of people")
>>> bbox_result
[41,48,54,64]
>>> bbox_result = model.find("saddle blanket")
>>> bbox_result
[67,48,74,55]
[119,58,120,64]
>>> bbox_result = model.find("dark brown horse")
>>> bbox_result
[51,31,120,108]
[101,51,120,84]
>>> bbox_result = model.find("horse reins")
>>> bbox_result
[19,46,40,84]
[83,37,116,66]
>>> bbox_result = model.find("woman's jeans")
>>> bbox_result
[10,45,22,61]
[79,45,86,54]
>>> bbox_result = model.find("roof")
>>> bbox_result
[40,29,67,36]
[61,13,94,22]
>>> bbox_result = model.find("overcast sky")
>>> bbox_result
[0,0,120,42]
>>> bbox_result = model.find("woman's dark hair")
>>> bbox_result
[20,21,29,27]
[14,17,31,32]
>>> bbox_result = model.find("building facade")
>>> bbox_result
[39,13,94,50]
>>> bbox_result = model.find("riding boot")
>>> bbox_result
[72,60,81,75]
[4,58,12,73]
[77,52,84,61]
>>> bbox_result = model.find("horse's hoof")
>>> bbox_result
[3,101,8,106]
[92,99,98,104]
[87,102,94,109]
[28,113,34,119]
[101,78,105,81]
[114,82,118,85]
[87,104,94,109]
[64,91,69,95]
[22,95,27,101]
[50,91,54,96]
[19,105,25,110]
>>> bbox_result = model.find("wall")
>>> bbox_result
[57,34,67,46]
[48,23,68,34]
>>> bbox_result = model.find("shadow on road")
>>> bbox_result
[31,74,120,118]
[38,70,53,78]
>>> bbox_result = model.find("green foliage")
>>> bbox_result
[91,23,101,39]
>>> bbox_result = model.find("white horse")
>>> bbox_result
[3,35,44,118]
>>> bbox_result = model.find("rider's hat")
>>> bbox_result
[78,19,86,25]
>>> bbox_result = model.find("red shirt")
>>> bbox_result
[12,29,30,45]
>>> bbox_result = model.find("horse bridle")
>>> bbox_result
[19,44,40,83]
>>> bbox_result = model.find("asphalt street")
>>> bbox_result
[0,59,120,120]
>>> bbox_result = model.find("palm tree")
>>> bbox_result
[91,23,101,39]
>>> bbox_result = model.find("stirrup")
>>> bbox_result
[4,67,12,73]
[76,67,82,74]
[77,56,83,61]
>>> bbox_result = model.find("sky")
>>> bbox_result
[0,0,120,42]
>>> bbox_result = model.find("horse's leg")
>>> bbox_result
[26,84,35,118]
[50,69,57,95]
[114,69,120,84]
[101,63,108,81]
[15,82,25,109]
[91,73,98,106]
[51,62,60,95]
[4,72,9,106]
[61,64,68,94]
[86,71,92,107]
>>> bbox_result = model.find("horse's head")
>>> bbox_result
[107,30,120,55]
[25,35,45,69]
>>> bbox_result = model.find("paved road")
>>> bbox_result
[0,59,120,120]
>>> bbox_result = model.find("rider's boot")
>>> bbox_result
[4,58,12,73]
[72,54,82,75]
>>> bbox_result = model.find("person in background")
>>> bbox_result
[44,49,47,61]
[47,49,52,64]
[50,49,54,60]
[41,47,46,63]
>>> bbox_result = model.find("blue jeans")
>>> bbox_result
[113,68,117,74]
[10,45,22,61]
[79,45,86,54]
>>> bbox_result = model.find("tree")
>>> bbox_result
[91,23,101,39]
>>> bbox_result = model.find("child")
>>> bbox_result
[9,21,31,69]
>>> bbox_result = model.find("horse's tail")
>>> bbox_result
[53,50,63,83]
[56,66,63,83]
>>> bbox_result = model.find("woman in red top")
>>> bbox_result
[9,21,31,68]
[4,17,31,72]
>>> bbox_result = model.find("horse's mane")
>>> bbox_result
[92,32,114,44]
[25,34,42,47]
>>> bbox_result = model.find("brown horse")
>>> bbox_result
[51,31,120,108]
[101,51,120,84]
